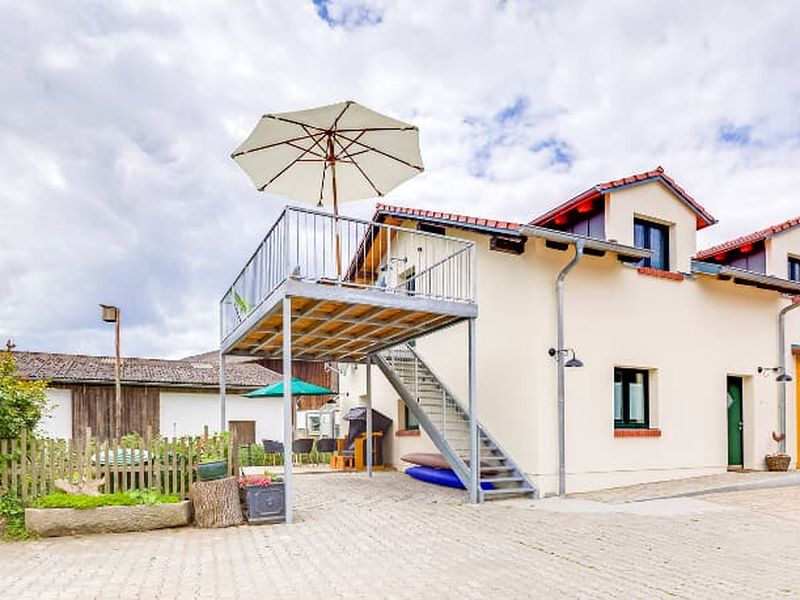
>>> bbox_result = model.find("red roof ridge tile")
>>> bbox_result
[696,215,800,260]
[374,203,523,233]
[530,166,716,231]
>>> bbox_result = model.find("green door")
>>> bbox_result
[727,377,743,466]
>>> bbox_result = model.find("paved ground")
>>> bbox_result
[2,472,800,599]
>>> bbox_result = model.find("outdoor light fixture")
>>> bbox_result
[548,347,584,368]
[379,256,408,272]
[758,366,793,382]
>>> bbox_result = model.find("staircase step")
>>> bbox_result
[482,487,536,498]
[481,476,524,484]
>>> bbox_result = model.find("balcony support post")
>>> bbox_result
[282,296,294,524]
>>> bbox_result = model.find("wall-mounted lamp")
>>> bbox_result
[379,257,408,272]
[758,366,793,382]
[548,347,584,368]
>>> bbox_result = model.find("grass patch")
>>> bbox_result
[35,489,180,510]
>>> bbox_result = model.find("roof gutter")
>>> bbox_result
[778,298,800,453]
[555,239,585,498]
[691,261,800,296]
[520,225,651,262]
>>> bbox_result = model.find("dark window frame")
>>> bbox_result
[614,367,650,429]
[634,218,670,271]
[403,403,420,431]
[789,257,800,282]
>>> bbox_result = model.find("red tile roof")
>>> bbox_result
[374,203,523,234]
[696,216,800,261]
[530,166,717,231]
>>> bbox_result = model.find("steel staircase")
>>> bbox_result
[374,343,537,501]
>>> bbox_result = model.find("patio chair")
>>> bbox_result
[261,439,284,466]
[315,437,337,468]
[292,438,314,465]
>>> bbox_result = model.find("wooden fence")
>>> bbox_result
[0,427,239,501]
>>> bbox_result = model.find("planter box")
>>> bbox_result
[196,460,229,481]
[765,453,792,471]
[241,483,285,524]
[25,501,192,538]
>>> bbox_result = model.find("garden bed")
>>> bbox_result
[25,492,190,537]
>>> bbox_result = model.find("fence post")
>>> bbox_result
[19,429,28,501]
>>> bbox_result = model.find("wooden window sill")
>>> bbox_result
[637,267,684,282]
[615,428,662,438]
[395,429,420,437]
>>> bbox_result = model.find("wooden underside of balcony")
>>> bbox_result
[222,279,477,363]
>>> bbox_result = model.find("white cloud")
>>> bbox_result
[1,0,799,358]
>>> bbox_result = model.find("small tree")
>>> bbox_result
[0,352,49,439]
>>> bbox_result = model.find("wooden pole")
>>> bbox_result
[328,134,343,278]
[114,310,122,440]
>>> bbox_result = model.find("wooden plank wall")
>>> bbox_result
[70,384,160,440]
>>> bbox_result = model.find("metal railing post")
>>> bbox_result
[282,297,293,524]
[366,357,373,478]
[468,318,479,504]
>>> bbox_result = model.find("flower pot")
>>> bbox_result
[765,453,791,471]
[196,459,229,481]
[241,483,285,524]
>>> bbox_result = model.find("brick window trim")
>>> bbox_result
[637,267,684,282]
[395,429,420,437]
[614,428,662,438]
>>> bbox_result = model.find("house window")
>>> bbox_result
[789,257,800,282]
[400,267,416,296]
[634,218,670,271]
[306,412,321,435]
[614,368,650,429]
[404,404,420,431]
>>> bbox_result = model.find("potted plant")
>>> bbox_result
[238,471,285,524]
[765,432,792,471]
[196,448,229,482]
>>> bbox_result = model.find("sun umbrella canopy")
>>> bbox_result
[231,100,424,211]
[244,377,335,398]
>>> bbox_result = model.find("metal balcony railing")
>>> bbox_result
[221,206,476,343]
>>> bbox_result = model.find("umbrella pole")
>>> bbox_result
[329,135,343,279]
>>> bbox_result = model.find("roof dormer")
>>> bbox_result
[531,167,716,273]
[696,216,800,280]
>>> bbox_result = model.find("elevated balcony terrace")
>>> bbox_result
[220,207,477,362]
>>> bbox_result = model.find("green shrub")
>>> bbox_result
[35,489,179,510]
[0,492,28,540]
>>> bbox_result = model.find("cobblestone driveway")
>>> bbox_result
[2,472,799,599]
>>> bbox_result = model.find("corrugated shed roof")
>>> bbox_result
[12,351,280,389]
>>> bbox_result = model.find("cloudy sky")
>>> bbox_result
[2,0,799,359]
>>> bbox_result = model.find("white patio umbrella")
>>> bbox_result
[231,100,424,216]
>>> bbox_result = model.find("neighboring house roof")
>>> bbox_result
[530,166,717,231]
[374,203,524,236]
[696,216,800,261]
[12,351,280,389]
[181,350,258,364]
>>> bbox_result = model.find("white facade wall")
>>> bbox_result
[340,180,800,496]
[159,391,282,442]
[39,388,72,439]
[766,226,800,279]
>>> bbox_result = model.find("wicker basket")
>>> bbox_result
[765,453,791,471]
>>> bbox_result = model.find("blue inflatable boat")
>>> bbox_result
[405,466,494,490]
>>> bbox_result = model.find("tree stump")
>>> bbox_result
[190,476,244,528]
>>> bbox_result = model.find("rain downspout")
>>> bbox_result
[778,298,800,453]
[556,239,585,498]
